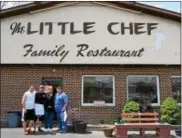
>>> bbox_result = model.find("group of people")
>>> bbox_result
[21,85,69,135]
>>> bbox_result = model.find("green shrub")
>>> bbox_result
[112,116,122,123]
[123,100,139,113]
[161,97,181,125]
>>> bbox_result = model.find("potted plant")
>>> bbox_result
[122,100,139,123]
[102,125,115,137]
[123,100,139,113]
[68,108,88,133]
[112,116,122,124]
[160,97,181,136]
[102,117,121,137]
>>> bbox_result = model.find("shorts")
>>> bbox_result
[24,109,36,121]
[34,115,45,122]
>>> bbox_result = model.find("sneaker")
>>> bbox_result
[59,130,66,134]
[24,130,28,135]
[58,130,63,133]
[32,128,36,133]
[44,128,48,132]
[61,131,66,134]
[38,127,44,132]
[49,128,53,132]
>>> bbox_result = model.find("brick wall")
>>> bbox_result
[0,65,181,127]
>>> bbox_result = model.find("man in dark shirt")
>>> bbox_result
[34,85,47,132]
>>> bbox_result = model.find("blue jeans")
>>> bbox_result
[57,112,67,132]
[44,112,54,129]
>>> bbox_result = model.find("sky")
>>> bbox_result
[140,1,181,13]
[1,1,181,13]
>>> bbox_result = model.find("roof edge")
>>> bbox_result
[107,1,181,22]
[0,1,181,22]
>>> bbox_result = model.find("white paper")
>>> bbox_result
[21,109,24,121]
[64,111,67,121]
[35,104,44,115]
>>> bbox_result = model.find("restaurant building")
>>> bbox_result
[0,1,181,126]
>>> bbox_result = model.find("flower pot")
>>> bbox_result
[73,120,87,133]
[67,124,73,132]
[103,126,114,137]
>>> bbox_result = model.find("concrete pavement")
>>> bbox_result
[1,128,180,138]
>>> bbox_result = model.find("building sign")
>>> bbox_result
[1,4,180,64]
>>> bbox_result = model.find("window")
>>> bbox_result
[171,76,181,103]
[42,77,63,95]
[82,75,115,106]
[127,75,160,106]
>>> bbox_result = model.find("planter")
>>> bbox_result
[67,124,73,132]
[73,120,87,133]
[175,128,181,137]
[103,126,114,137]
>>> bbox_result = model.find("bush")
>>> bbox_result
[161,97,181,125]
[112,116,122,123]
[123,100,139,113]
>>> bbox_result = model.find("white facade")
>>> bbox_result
[1,2,180,64]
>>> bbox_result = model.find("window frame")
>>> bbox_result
[41,77,63,88]
[81,75,115,106]
[171,76,181,105]
[126,75,160,106]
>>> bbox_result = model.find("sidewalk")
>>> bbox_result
[1,128,180,138]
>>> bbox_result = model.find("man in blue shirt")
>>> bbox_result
[55,86,68,133]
